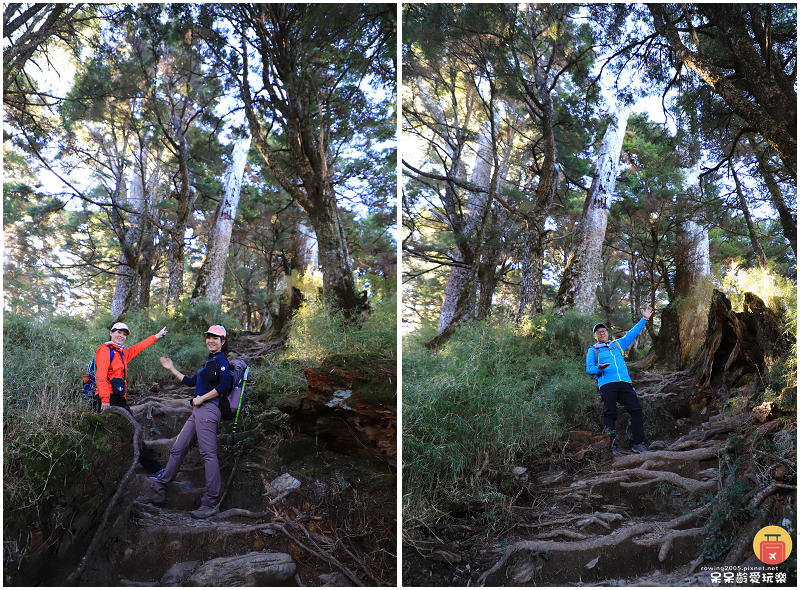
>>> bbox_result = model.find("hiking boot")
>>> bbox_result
[148,468,165,480]
[137,488,165,505]
[190,505,219,519]
[632,442,652,454]
[611,444,620,456]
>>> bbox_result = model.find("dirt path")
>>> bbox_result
[402,370,779,587]
[75,337,397,586]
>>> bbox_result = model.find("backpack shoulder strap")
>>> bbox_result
[104,344,126,381]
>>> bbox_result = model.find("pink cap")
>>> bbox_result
[205,325,227,337]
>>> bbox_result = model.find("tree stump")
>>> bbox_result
[689,290,787,391]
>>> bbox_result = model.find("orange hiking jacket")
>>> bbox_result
[95,335,158,404]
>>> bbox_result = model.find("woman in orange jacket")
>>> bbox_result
[93,321,168,477]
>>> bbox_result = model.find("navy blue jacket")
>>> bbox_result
[182,352,232,407]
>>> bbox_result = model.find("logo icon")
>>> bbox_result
[753,525,792,565]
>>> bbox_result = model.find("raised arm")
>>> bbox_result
[159,356,188,383]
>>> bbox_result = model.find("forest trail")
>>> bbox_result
[403,368,792,587]
[73,334,397,587]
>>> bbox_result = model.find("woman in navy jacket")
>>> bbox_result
[137,325,233,518]
[586,307,653,455]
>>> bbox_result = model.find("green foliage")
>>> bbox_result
[285,289,396,365]
[3,313,99,418]
[3,413,120,514]
[255,286,397,402]
[403,312,599,526]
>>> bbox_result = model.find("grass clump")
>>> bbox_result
[288,289,397,364]
[403,311,599,528]
[256,286,397,402]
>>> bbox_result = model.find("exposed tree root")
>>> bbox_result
[571,467,716,493]
[631,527,705,562]
[613,446,721,468]
[616,468,717,492]
[209,508,274,520]
[67,407,141,586]
[749,481,797,508]
[536,530,588,540]
[477,504,713,586]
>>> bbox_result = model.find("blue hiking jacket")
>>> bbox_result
[586,318,647,388]
[182,351,232,407]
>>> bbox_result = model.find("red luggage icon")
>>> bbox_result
[759,534,785,565]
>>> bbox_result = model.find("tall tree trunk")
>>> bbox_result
[756,151,797,258]
[731,166,769,269]
[426,125,505,349]
[516,164,559,318]
[516,60,559,320]
[111,169,142,318]
[192,136,251,304]
[166,115,195,308]
[437,128,494,332]
[650,219,712,368]
[239,11,359,314]
[475,207,509,321]
[555,105,629,313]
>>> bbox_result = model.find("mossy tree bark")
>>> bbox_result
[648,4,796,181]
[650,220,712,368]
[166,114,196,308]
[438,129,493,332]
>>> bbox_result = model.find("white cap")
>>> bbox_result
[110,322,130,334]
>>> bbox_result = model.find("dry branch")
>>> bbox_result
[273,522,364,587]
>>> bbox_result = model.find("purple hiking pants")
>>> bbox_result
[152,401,221,507]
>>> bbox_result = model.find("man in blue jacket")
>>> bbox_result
[586,307,653,455]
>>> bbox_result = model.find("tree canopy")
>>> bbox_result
[402,3,795,352]
[4,3,397,324]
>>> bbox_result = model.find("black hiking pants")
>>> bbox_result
[93,392,163,474]
[599,381,644,445]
